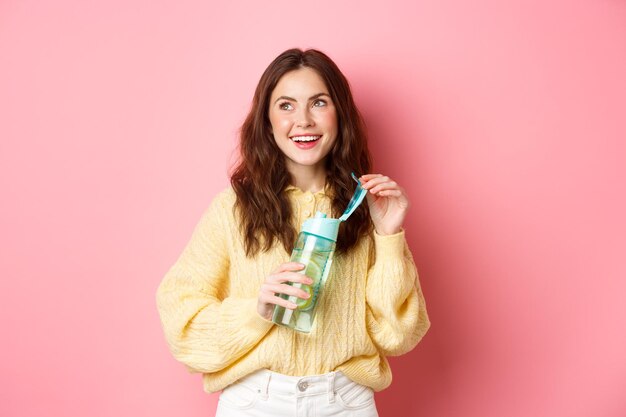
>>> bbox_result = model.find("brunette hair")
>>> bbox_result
[230,48,372,257]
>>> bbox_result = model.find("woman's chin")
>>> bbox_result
[285,155,327,170]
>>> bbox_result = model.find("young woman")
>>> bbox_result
[157,48,430,417]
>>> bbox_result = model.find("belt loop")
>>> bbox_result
[258,371,271,401]
[327,372,336,404]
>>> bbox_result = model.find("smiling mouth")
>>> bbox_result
[290,135,322,143]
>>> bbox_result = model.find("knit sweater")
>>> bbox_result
[156,186,430,393]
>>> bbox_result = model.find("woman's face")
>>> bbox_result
[268,67,338,173]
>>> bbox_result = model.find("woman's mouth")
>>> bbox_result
[290,135,321,149]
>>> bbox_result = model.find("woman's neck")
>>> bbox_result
[288,164,326,193]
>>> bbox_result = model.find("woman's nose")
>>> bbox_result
[295,108,315,128]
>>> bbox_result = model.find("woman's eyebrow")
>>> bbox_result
[308,93,331,101]
[273,93,330,105]
[274,95,296,104]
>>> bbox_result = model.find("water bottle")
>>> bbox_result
[271,212,339,333]
[272,173,368,333]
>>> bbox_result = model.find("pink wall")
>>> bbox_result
[1,1,625,416]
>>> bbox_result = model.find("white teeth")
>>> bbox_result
[291,135,321,142]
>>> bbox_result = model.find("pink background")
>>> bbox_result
[1,1,625,416]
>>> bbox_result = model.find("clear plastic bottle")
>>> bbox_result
[272,173,368,333]
[272,212,338,333]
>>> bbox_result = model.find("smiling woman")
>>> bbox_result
[231,48,374,257]
[269,68,338,185]
[156,48,430,417]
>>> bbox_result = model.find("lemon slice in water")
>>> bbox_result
[295,261,321,310]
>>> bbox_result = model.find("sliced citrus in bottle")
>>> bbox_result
[295,260,321,310]
[296,284,314,310]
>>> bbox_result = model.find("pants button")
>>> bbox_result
[297,380,309,392]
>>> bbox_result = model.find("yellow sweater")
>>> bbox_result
[156,186,430,393]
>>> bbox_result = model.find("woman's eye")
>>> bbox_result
[313,99,327,107]
[279,102,293,110]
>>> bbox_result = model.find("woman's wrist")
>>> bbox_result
[374,226,402,236]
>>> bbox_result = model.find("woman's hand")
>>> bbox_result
[360,174,410,236]
[257,262,313,321]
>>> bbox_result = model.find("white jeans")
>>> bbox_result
[215,369,379,417]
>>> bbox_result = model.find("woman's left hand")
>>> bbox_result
[360,174,409,236]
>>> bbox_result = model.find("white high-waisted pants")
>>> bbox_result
[215,369,379,417]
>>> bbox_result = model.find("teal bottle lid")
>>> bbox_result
[299,173,368,242]
[302,212,340,242]
[339,173,368,222]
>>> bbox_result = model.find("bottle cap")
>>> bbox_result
[301,212,340,242]
[299,174,367,241]
[339,173,368,221]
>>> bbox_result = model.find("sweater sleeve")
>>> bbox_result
[365,230,430,356]
[156,194,274,373]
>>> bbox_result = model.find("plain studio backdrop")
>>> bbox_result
[1,1,625,416]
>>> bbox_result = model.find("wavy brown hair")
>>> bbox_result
[231,48,372,257]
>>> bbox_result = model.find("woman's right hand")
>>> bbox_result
[257,262,313,321]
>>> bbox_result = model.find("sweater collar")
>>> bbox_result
[284,184,330,197]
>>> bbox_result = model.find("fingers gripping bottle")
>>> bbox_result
[272,212,338,333]
[272,173,367,333]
